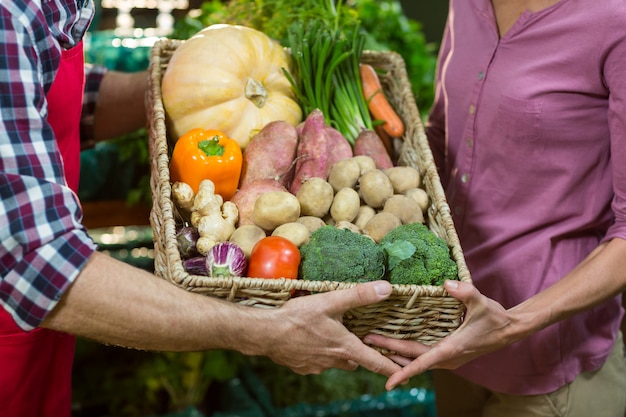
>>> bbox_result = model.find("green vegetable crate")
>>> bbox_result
[147,38,471,346]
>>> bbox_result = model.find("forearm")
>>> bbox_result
[42,251,401,376]
[508,237,626,342]
[92,70,149,141]
[41,251,271,352]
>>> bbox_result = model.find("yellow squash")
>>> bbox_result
[161,24,302,149]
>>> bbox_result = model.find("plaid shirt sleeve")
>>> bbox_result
[0,0,97,330]
[80,63,108,149]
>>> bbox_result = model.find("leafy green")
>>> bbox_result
[171,0,359,42]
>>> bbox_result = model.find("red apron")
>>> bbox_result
[0,42,85,417]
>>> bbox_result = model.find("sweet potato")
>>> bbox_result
[289,110,328,194]
[353,129,394,169]
[230,178,288,226]
[289,109,352,194]
[239,120,299,188]
[324,125,353,169]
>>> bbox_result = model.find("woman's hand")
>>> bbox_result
[364,280,518,390]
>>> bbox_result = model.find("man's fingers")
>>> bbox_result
[350,343,403,377]
[363,334,431,358]
[386,354,414,367]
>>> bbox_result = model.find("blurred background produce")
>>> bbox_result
[75,1,445,416]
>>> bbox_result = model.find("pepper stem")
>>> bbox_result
[198,136,225,157]
[245,77,268,108]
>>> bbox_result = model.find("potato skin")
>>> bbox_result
[353,205,376,230]
[229,224,267,258]
[363,212,402,243]
[272,222,311,247]
[296,177,334,218]
[383,194,424,224]
[231,179,288,226]
[330,188,361,223]
[253,191,301,232]
[327,158,361,192]
[359,169,394,209]
[352,155,377,175]
[405,187,430,213]
[239,120,299,188]
[385,166,421,194]
[297,216,326,233]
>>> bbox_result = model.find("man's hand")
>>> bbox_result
[260,280,402,377]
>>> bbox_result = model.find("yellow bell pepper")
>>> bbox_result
[170,128,242,200]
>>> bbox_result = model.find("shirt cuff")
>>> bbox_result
[0,229,97,331]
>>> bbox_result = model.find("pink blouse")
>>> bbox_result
[427,0,626,395]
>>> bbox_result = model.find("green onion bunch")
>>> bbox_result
[283,17,373,144]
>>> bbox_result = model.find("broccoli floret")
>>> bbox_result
[380,223,458,286]
[299,226,386,282]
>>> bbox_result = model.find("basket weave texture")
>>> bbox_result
[148,38,471,345]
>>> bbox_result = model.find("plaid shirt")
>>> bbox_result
[0,0,100,330]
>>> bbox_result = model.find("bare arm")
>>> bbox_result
[92,70,149,141]
[42,251,401,376]
[366,238,626,389]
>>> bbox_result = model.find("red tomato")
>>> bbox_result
[247,236,300,279]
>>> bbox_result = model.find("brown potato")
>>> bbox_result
[297,216,326,233]
[253,191,301,231]
[405,187,430,213]
[272,222,311,247]
[330,187,361,223]
[231,179,288,226]
[335,221,361,234]
[296,177,334,218]
[383,195,424,224]
[352,155,377,175]
[229,224,267,258]
[353,205,376,230]
[359,169,394,209]
[384,166,421,194]
[327,158,361,192]
[363,212,402,243]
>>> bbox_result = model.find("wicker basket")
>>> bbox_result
[147,38,471,345]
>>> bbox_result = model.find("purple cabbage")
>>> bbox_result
[206,242,248,278]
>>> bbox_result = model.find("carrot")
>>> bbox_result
[359,63,405,138]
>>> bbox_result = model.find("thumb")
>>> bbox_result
[444,279,477,304]
[324,280,392,315]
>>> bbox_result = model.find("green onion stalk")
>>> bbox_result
[283,12,373,144]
